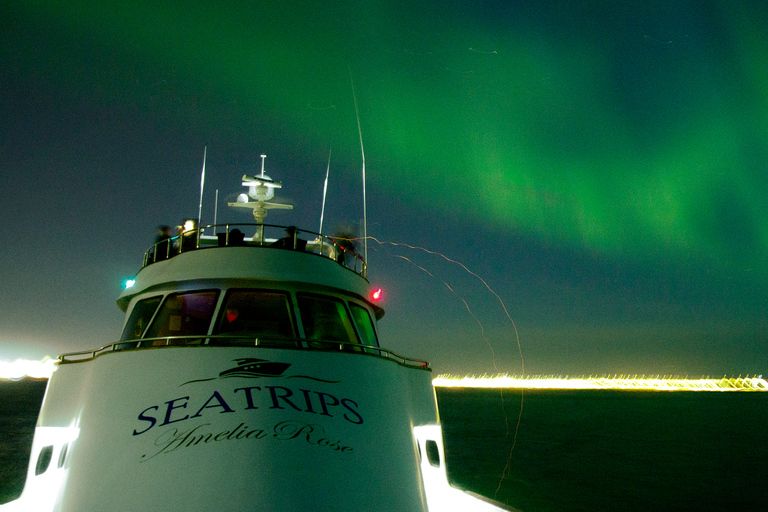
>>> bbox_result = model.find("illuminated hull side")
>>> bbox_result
[9,347,437,511]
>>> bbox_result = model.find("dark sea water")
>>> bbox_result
[0,379,47,504]
[2,380,766,510]
[437,388,768,512]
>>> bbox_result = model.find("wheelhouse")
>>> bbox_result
[58,222,426,368]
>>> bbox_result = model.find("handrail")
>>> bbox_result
[143,223,367,278]
[56,335,430,370]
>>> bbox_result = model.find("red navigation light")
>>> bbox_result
[371,288,382,301]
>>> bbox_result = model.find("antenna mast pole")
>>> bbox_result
[350,71,367,264]
[197,146,207,230]
[319,148,331,235]
[213,189,219,227]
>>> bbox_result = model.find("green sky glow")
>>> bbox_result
[4,0,767,373]
[19,1,767,273]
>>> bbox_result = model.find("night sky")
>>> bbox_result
[2,1,766,376]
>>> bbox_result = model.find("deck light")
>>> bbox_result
[371,288,382,301]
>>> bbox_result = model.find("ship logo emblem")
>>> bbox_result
[180,358,340,386]
[219,358,290,379]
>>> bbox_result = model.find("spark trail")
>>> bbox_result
[361,236,525,497]
[392,254,500,370]
[367,236,523,372]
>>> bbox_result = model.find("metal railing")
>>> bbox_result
[143,223,367,278]
[56,335,430,370]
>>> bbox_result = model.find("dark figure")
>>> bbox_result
[218,229,245,246]
[229,228,246,246]
[271,226,306,251]
[154,225,172,262]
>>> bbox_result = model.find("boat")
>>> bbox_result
[1,158,516,511]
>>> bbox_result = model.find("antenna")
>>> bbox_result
[260,154,266,178]
[319,148,331,235]
[350,70,367,264]
[197,146,207,231]
[213,189,219,227]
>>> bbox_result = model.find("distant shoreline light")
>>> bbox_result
[2,360,766,391]
[0,358,56,380]
[433,374,768,391]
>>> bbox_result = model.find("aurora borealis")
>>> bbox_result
[1,1,766,375]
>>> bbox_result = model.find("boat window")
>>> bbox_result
[35,446,53,476]
[144,290,219,340]
[349,303,378,347]
[425,440,441,468]
[213,290,295,339]
[297,294,359,344]
[58,443,69,468]
[120,296,162,341]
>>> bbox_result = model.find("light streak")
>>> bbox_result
[0,358,56,380]
[369,237,526,498]
[392,253,497,365]
[369,237,522,373]
[433,374,768,391]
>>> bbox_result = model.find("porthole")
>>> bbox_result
[35,445,54,475]
[58,443,69,468]
[425,440,440,468]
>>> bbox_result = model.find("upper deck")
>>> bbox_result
[142,222,366,276]
[118,223,371,309]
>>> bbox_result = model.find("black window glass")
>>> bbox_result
[425,440,441,468]
[120,296,162,341]
[35,445,53,475]
[349,303,378,347]
[145,290,219,339]
[297,294,358,344]
[214,290,295,339]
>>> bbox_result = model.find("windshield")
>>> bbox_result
[144,290,219,339]
[213,289,295,339]
[297,294,359,344]
[349,302,378,347]
[120,295,162,341]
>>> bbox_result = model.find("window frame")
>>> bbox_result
[348,301,379,347]
[212,288,297,341]
[296,292,361,345]
[143,289,220,343]
[119,295,164,341]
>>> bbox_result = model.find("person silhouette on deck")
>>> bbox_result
[271,226,306,251]
[154,225,172,261]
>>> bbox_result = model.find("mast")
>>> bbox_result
[319,149,331,235]
[350,72,368,264]
[197,146,207,231]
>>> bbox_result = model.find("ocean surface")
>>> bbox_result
[1,379,766,511]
